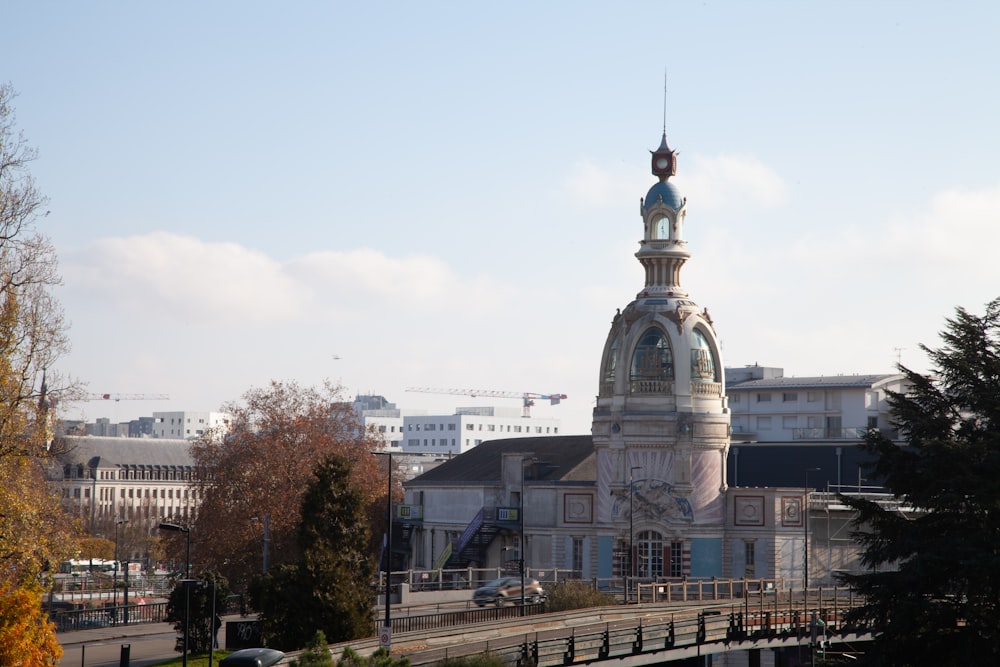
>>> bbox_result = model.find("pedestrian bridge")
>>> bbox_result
[331,586,874,666]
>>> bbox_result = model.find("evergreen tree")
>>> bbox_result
[164,572,230,654]
[255,454,376,651]
[190,380,387,592]
[842,298,1000,665]
[291,630,334,667]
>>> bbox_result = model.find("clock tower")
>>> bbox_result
[591,129,730,581]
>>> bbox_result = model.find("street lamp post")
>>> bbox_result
[113,519,127,622]
[262,514,270,575]
[250,514,272,576]
[628,466,640,604]
[520,467,525,613]
[159,522,191,667]
[519,457,537,615]
[803,468,820,591]
[123,552,129,626]
[372,451,393,649]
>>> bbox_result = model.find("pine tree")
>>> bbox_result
[255,454,376,651]
[842,298,1000,665]
[164,572,230,654]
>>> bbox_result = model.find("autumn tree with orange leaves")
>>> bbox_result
[0,83,77,666]
[188,380,395,593]
[0,585,63,665]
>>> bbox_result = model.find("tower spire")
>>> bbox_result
[651,73,677,180]
[662,69,668,137]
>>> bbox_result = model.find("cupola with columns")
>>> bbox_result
[591,128,731,581]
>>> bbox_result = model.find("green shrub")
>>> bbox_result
[336,647,410,667]
[545,580,616,612]
[292,630,334,666]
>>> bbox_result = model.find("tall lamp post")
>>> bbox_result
[113,519,127,622]
[159,522,191,667]
[373,451,393,650]
[250,514,272,575]
[803,468,820,591]
[628,466,640,604]
[519,457,538,615]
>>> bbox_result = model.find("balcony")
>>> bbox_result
[629,380,674,395]
[691,381,722,397]
[792,427,868,440]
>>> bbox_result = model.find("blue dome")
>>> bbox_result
[643,181,684,212]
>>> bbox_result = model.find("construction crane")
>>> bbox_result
[83,393,170,402]
[406,388,567,418]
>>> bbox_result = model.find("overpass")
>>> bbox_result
[326,585,873,666]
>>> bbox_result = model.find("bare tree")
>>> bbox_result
[0,84,78,665]
[0,82,72,457]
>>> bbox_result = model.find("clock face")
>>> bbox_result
[655,156,670,170]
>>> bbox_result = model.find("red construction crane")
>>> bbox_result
[406,387,567,418]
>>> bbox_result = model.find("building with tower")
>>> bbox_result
[404,129,732,581]
[592,130,730,580]
[400,127,904,588]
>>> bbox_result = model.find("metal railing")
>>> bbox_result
[377,567,585,594]
[340,587,871,667]
[52,601,168,632]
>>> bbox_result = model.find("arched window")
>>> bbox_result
[603,336,619,384]
[654,214,671,240]
[630,327,673,393]
[636,530,664,578]
[690,329,719,381]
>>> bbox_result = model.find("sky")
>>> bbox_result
[4,1,1000,435]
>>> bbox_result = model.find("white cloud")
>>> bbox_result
[63,232,304,324]
[52,178,1000,435]
[677,154,790,212]
[698,180,1000,379]
[62,233,520,328]
[56,233,546,425]
[286,249,514,317]
[882,183,1000,275]
[564,159,644,207]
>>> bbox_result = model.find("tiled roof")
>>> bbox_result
[406,435,594,486]
[56,435,195,468]
[727,374,898,391]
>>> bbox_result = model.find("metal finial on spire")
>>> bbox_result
[651,71,677,179]
[663,69,668,136]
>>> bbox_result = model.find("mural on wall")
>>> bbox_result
[597,448,723,526]
[611,475,694,525]
[689,450,724,524]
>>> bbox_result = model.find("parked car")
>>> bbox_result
[219,648,286,667]
[473,577,546,607]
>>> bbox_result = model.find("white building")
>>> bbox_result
[727,366,907,444]
[401,406,561,456]
[151,411,229,439]
[52,435,200,534]
[351,395,409,449]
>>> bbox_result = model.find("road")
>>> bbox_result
[58,620,207,667]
